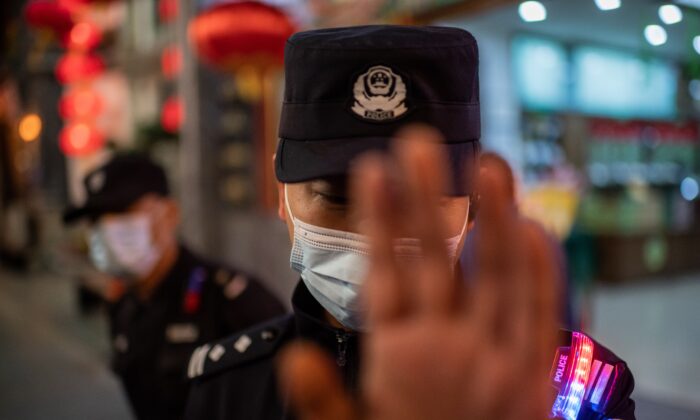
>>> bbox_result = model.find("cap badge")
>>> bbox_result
[89,171,106,193]
[351,65,407,121]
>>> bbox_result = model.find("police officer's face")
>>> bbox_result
[277,177,471,254]
[94,194,180,252]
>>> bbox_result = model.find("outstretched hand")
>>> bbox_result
[278,126,559,420]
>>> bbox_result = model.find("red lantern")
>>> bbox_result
[59,122,104,156]
[55,52,105,84]
[68,21,102,51]
[161,96,183,133]
[188,1,296,72]
[161,45,182,79]
[59,88,102,120]
[24,1,73,40]
[158,0,178,23]
[58,0,120,8]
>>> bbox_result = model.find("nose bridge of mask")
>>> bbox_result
[445,207,470,256]
[285,185,468,259]
[285,184,368,249]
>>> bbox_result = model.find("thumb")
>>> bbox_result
[278,342,358,420]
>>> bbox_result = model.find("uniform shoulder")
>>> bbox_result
[187,314,295,381]
[185,249,263,299]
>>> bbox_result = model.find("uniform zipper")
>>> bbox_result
[335,331,349,367]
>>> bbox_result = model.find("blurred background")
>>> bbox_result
[0,0,699,418]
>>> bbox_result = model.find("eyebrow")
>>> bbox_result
[310,177,349,195]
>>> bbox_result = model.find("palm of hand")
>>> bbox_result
[280,127,558,420]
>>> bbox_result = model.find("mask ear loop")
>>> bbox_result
[445,203,471,268]
[452,203,471,241]
[284,184,296,224]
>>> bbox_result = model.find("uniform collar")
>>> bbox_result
[291,280,356,338]
[291,281,360,389]
[133,244,193,304]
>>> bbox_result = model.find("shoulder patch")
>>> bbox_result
[224,274,248,300]
[214,269,231,286]
[187,314,294,381]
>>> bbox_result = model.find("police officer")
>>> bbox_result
[63,154,286,419]
[184,26,635,420]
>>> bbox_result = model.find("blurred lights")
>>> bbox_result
[644,25,667,46]
[161,45,183,79]
[59,88,102,119]
[24,0,73,39]
[659,4,683,24]
[693,36,700,54]
[18,113,42,142]
[188,1,297,72]
[69,22,102,51]
[519,1,547,22]
[158,0,178,22]
[594,0,621,11]
[689,80,700,101]
[55,52,105,84]
[59,122,104,156]
[161,96,183,133]
[680,176,699,201]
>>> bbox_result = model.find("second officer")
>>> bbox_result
[63,153,286,419]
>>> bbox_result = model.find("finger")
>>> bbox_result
[277,342,357,420]
[351,153,406,326]
[517,222,558,369]
[530,228,559,418]
[393,125,455,316]
[470,159,520,340]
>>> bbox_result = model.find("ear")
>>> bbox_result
[163,198,180,228]
[277,182,287,221]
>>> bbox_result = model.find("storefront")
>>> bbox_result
[436,0,700,283]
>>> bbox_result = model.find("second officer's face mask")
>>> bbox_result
[285,185,468,331]
[88,213,161,281]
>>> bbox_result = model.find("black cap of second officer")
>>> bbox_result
[63,154,169,223]
[275,25,481,195]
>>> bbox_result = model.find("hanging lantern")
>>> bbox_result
[24,0,73,41]
[161,96,183,134]
[59,87,103,120]
[161,45,182,79]
[58,0,121,9]
[68,21,102,51]
[59,122,104,156]
[158,0,178,23]
[188,1,296,72]
[55,52,105,84]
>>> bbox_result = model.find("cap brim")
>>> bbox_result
[62,197,130,224]
[274,137,479,195]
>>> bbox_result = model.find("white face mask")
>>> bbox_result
[285,185,467,331]
[88,213,161,280]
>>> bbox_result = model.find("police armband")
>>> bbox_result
[549,330,634,420]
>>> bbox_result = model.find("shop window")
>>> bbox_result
[573,46,678,120]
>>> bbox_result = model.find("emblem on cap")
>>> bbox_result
[89,171,106,193]
[351,65,407,121]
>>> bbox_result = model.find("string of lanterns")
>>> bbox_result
[24,0,117,157]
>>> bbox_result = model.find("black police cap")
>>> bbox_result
[63,153,169,224]
[275,25,481,195]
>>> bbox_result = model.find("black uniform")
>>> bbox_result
[184,25,636,420]
[184,281,635,420]
[109,246,285,419]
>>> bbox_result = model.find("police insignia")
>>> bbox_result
[351,65,407,121]
[89,170,106,193]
